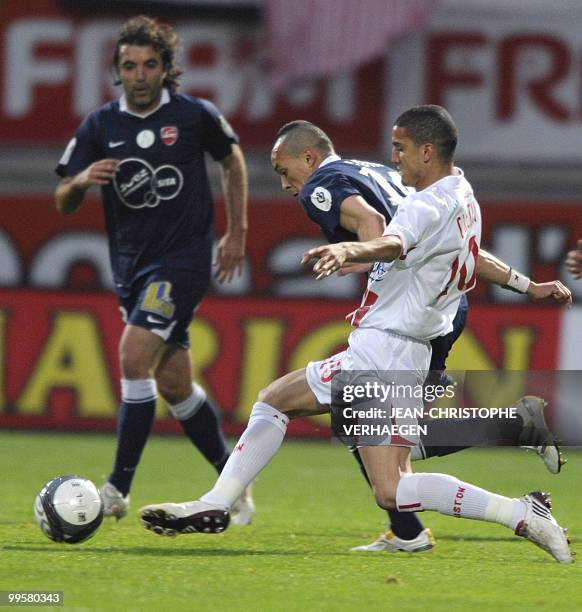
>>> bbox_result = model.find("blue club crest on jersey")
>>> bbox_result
[369,261,388,282]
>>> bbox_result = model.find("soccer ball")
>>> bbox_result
[34,475,104,544]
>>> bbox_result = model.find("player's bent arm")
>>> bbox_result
[478,248,572,307]
[55,176,87,215]
[55,158,119,215]
[336,196,386,275]
[344,235,403,263]
[339,195,386,242]
[304,236,402,279]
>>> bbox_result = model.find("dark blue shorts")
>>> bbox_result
[429,293,469,373]
[118,267,210,349]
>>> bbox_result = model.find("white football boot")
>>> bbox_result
[350,528,435,553]
[139,500,229,536]
[516,396,566,474]
[99,482,130,520]
[230,485,256,526]
[515,491,574,564]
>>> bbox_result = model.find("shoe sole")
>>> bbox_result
[140,508,230,537]
[351,531,435,553]
[351,543,434,553]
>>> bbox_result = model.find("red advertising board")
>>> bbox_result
[0,288,564,436]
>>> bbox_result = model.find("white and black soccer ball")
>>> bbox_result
[34,475,104,544]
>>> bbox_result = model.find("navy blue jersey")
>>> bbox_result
[299,158,409,243]
[56,90,237,294]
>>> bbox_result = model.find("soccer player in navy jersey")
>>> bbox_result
[269,120,572,552]
[54,16,253,524]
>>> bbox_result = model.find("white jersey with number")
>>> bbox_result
[347,168,481,341]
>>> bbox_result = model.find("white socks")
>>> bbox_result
[121,378,157,403]
[396,472,526,530]
[168,383,207,420]
[200,402,289,509]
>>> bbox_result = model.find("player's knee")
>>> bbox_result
[373,489,397,511]
[257,381,289,413]
[119,350,149,379]
[157,376,190,405]
[257,384,278,407]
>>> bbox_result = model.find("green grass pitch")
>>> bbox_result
[0,431,580,611]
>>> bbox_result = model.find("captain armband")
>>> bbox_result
[502,267,530,293]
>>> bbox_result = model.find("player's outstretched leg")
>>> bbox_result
[140,368,319,537]
[140,401,290,536]
[349,395,564,553]
[394,471,573,563]
[167,381,257,526]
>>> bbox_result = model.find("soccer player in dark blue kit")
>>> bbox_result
[54,16,254,524]
[270,120,572,553]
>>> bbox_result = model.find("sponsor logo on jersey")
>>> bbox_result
[108,140,126,148]
[310,186,332,211]
[113,158,183,208]
[160,126,178,146]
[136,129,155,148]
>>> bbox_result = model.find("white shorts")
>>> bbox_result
[306,327,431,447]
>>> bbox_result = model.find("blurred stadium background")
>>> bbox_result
[1,0,581,441]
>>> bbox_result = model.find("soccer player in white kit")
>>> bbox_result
[140,105,573,563]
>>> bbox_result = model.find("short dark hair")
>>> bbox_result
[394,105,458,162]
[113,15,182,93]
[273,120,334,157]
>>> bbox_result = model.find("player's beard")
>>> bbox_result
[129,85,162,112]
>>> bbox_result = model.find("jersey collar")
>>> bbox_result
[119,88,170,118]
[319,154,341,168]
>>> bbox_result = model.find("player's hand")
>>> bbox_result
[565,239,582,279]
[302,244,349,280]
[526,280,572,307]
[337,262,373,276]
[214,229,246,283]
[73,159,119,190]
